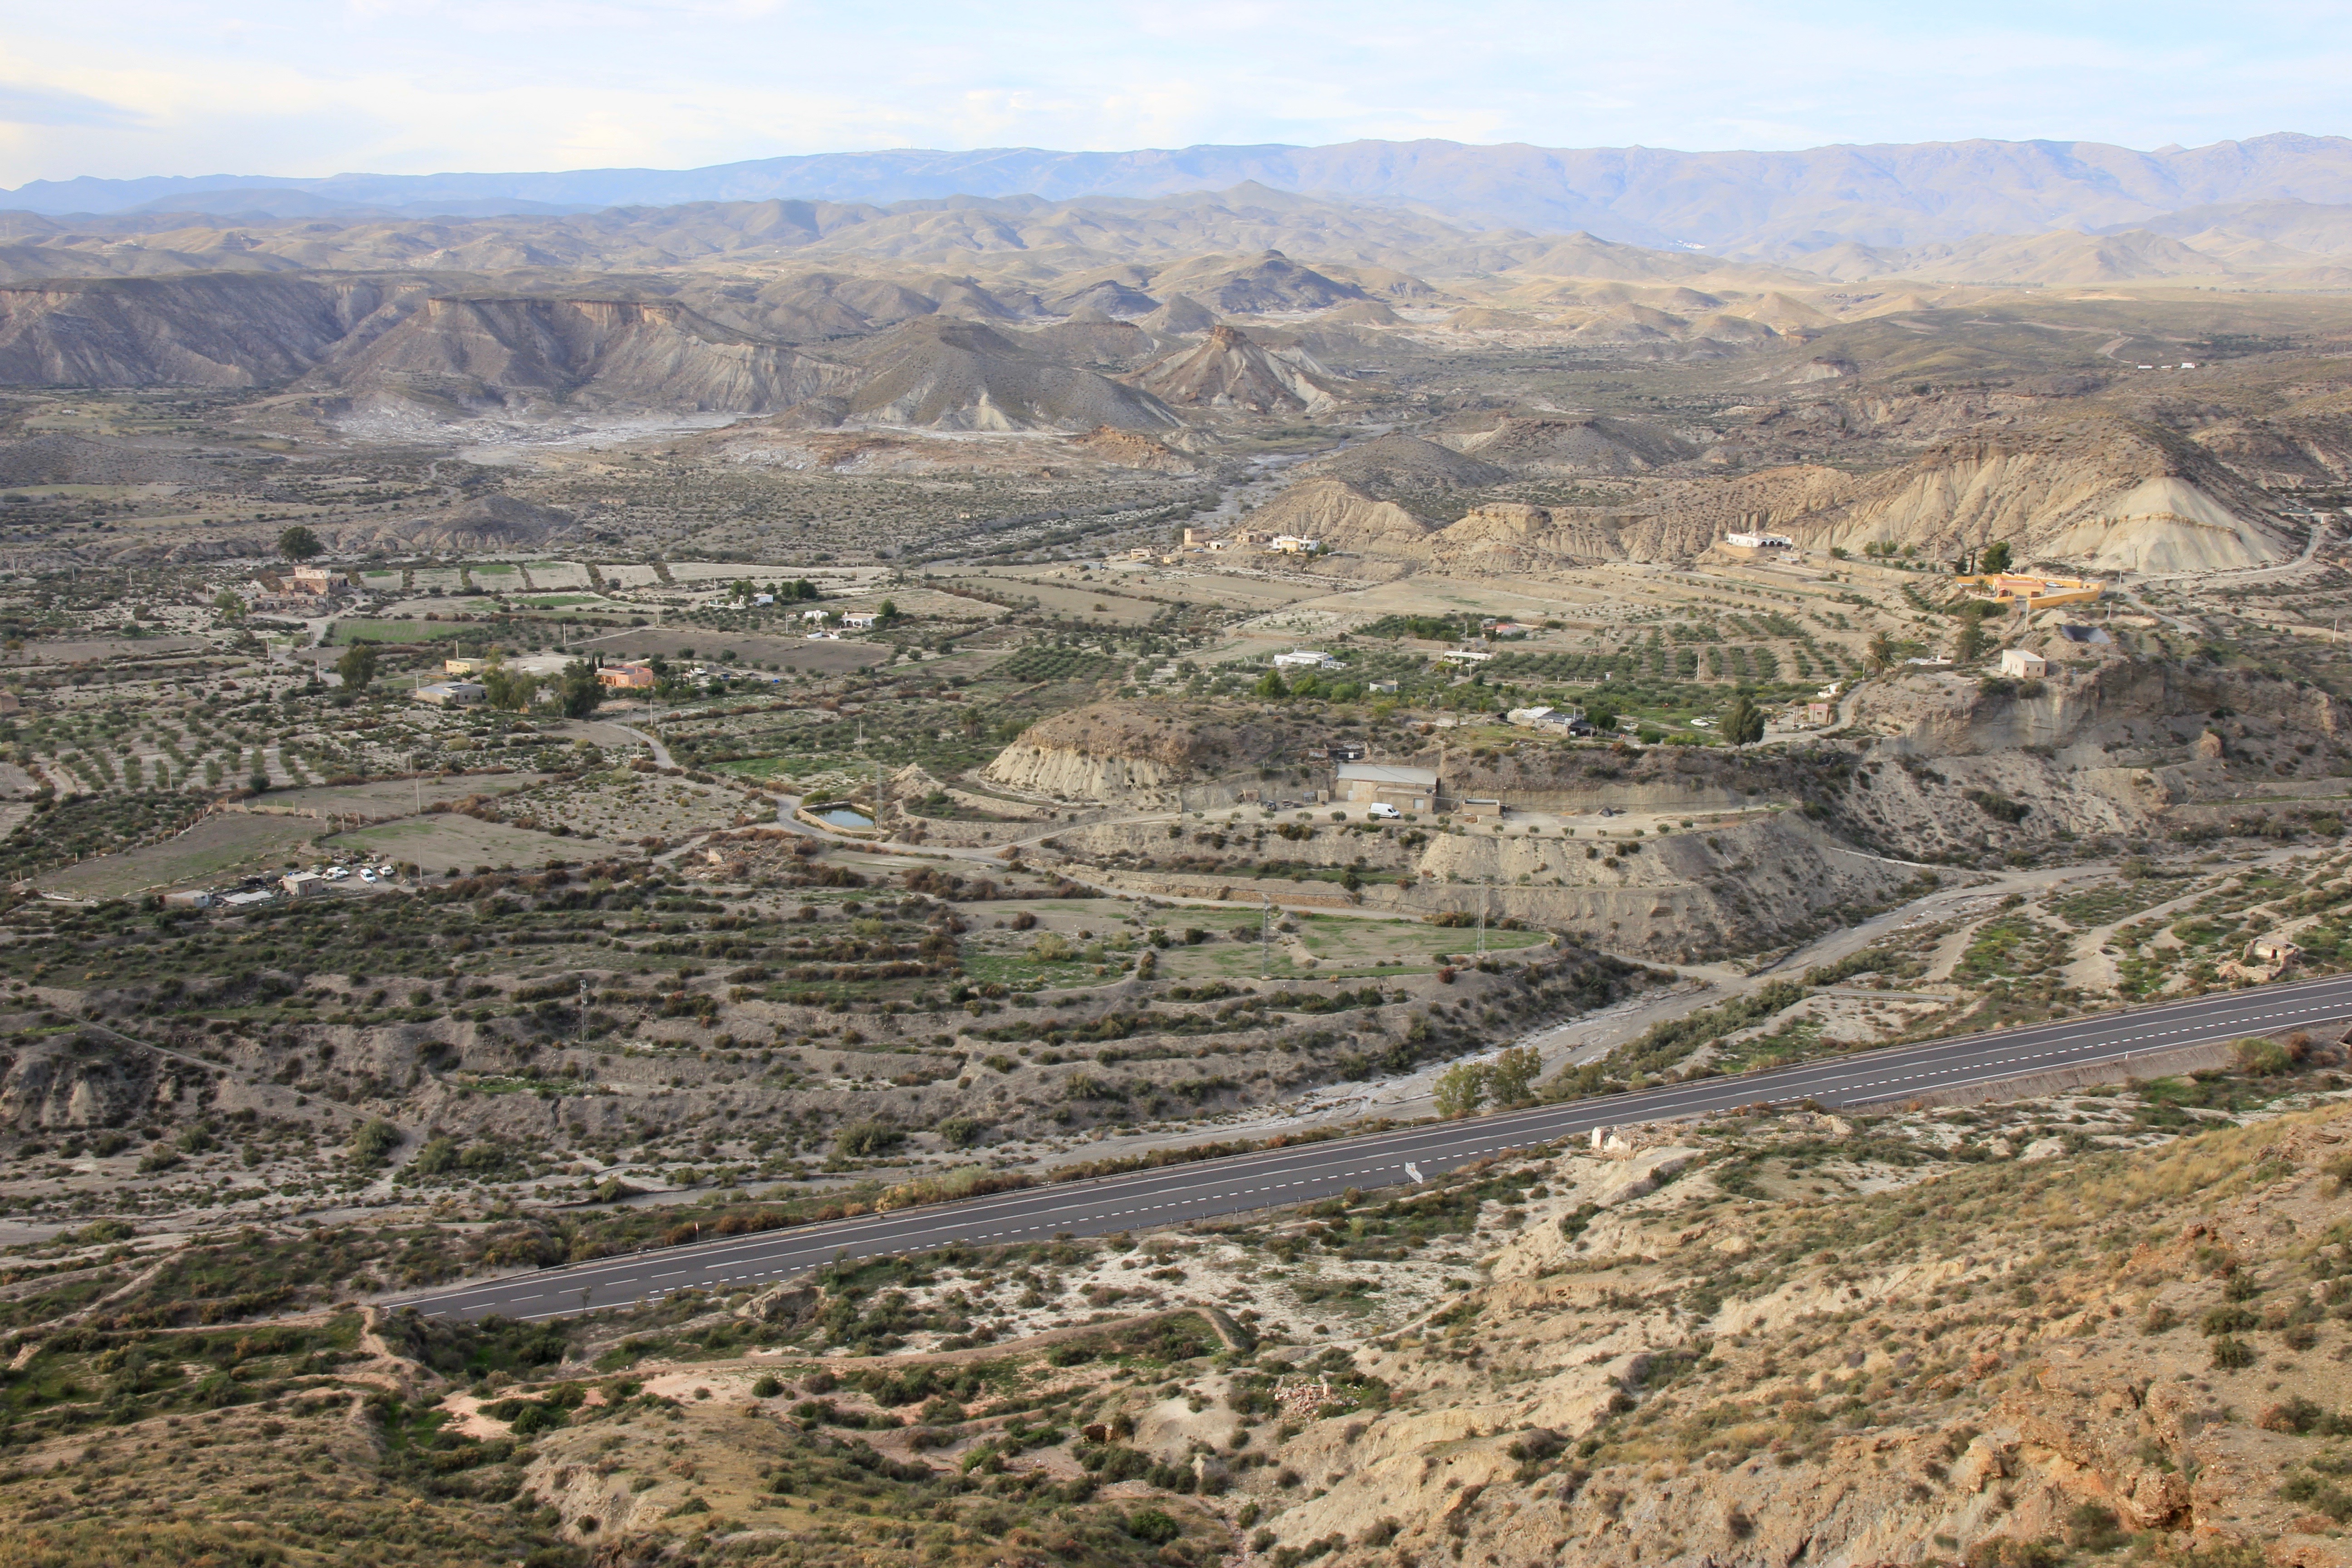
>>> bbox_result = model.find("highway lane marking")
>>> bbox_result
[400,985,2352,1316]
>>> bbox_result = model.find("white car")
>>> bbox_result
[1365,803,1402,820]
[359,868,379,883]
[324,867,349,881]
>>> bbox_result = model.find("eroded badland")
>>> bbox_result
[2,181,2352,1568]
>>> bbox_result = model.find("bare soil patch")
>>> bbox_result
[43,809,323,897]
[571,627,890,672]
[325,812,626,872]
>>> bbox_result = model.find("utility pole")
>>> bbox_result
[1478,878,1490,957]
[1260,892,1272,980]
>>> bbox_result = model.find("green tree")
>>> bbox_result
[1432,1061,1490,1118]
[1722,693,1765,746]
[1955,609,1989,663]
[276,525,323,562]
[1582,698,1619,733]
[1489,1046,1542,1106]
[555,658,604,719]
[1864,632,1897,674]
[791,578,819,600]
[479,659,540,712]
[1978,540,2014,574]
[211,589,246,622]
[877,598,899,622]
[1253,669,1289,700]
[335,641,377,693]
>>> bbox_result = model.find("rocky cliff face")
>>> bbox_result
[0,1031,190,1130]
[980,702,1303,802]
[304,294,856,414]
[1245,479,1435,564]
[0,273,420,387]
[1834,657,2352,855]
[1818,421,2292,573]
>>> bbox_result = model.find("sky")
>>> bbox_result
[2,0,2348,186]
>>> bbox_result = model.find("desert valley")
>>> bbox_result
[0,134,2347,1568]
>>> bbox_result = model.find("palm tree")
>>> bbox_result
[1865,632,1897,674]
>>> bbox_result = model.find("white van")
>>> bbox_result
[1365,803,1402,820]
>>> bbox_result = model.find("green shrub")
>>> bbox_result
[2233,1037,2291,1076]
[2199,1305,2256,1335]
[349,1119,403,1167]
[833,1120,905,1158]
[1127,1508,1181,1544]
[506,1401,564,1436]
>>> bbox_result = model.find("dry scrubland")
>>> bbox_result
[5,169,2352,1568]
[0,1056,2346,1568]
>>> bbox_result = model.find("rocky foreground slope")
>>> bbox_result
[5,1055,2334,1568]
[1233,1096,2352,1568]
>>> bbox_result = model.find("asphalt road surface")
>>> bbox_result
[393,971,2352,1323]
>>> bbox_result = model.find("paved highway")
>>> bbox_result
[392,971,2352,1323]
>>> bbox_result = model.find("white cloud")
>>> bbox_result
[0,82,147,131]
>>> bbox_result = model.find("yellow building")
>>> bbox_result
[1954,573,2105,609]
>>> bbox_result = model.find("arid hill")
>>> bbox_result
[980,701,1305,800]
[1792,418,2296,573]
[1298,431,1506,493]
[1135,324,1350,415]
[0,273,417,387]
[1144,250,1371,314]
[1456,414,1696,474]
[303,294,854,414]
[1245,478,1436,568]
[839,316,1180,432]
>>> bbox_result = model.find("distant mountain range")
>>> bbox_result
[13,134,2352,256]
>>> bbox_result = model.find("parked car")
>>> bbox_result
[1366,803,1402,820]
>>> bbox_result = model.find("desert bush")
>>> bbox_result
[833,1120,905,1158]
[2232,1037,2291,1076]
[2210,1335,2256,1369]
[348,1118,402,1167]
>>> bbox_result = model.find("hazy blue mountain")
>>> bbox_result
[10,135,2352,254]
